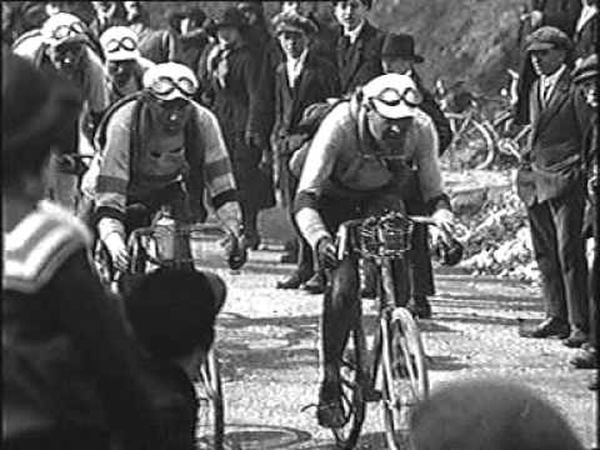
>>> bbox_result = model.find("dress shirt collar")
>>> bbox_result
[344,20,366,45]
[576,5,598,33]
[286,48,309,88]
[539,64,567,102]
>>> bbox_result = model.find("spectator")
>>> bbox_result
[202,7,273,250]
[569,54,598,390]
[379,32,453,318]
[124,0,178,64]
[516,27,592,349]
[515,0,582,123]
[170,6,211,74]
[2,2,47,46]
[12,12,110,211]
[123,268,226,449]
[270,11,340,290]
[410,378,586,450]
[332,0,386,95]
[2,48,159,450]
[99,26,154,104]
[89,1,126,37]
[573,0,599,66]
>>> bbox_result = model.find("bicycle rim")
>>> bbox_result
[452,119,495,170]
[332,326,367,449]
[195,349,225,450]
[381,308,429,449]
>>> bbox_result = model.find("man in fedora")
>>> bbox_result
[271,11,340,290]
[378,33,453,318]
[517,27,593,349]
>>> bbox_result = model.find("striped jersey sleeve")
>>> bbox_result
[193,105,238,208]
[94,102,135,221]
[3,200,93,294]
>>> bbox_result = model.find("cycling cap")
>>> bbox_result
[362,73,422,119]
[41,12,87,47]
[142,62,199,101]
[100,26,140,62]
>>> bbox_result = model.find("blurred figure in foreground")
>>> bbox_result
[410,378,586,450]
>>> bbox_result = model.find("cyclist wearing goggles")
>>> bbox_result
[92,62,245,273]
[294,73,455,429]
[100,26,154,104]
[12,12,110,212]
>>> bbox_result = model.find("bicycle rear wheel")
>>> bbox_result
[332,325,367,449]
[195,348,225,450]
[380,307,429,449]
[449,117,495,170]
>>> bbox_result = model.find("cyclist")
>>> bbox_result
[294,73,455,428]
[91,62,245,273]
[3,49,160,449]
[99,26,155,105]
[12,12,110,211]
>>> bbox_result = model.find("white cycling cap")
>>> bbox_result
[100,26,140,62]
[41,12,87,47]
[362,73,423,119]
[142,62,199,101]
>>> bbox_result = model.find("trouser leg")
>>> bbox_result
[548,192,588,330]
[527,200,568,321]
[409,223,435,297]
[321,257,360,382]
[588,240,598,346]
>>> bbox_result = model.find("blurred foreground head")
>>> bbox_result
[410,378,585,450]
[2,48,81,190]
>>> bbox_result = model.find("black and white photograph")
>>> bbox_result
[2,1,598,449]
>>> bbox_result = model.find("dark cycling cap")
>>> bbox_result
[2,47,82,158]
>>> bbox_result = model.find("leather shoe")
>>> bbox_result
[303,272,325,294]
[519,317,569,339]
[360,286,376,299]
[569,348,598,369]
[276,272,312,289]
[562,329,588,348]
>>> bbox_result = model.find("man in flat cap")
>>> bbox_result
[270,11,340,290]
[517,27,594,351]
[569,54,599,389]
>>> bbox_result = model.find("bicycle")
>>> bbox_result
[326,211,435,450]
[95,213,232,450]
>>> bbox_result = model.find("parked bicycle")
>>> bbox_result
[94,210,233,449]
[436,70,530,170]
[326,211,435,450]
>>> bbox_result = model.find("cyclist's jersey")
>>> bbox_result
[295,98,446,247]
[93,97,238,223]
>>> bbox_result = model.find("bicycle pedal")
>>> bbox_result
[363,388,382,402]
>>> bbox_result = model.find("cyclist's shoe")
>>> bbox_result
[360,286,377,299]
[303,272,326,294]
[317,382,346,429]
[407,295,432,319]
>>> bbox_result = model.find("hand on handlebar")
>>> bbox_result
[317,236,339,270]
[223,233,248,271]
[431,208,455,243]
[104,233,130,272]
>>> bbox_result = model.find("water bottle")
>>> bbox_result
[154,206,176,261]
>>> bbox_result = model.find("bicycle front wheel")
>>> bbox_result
[332,325,367,449]
[195,348,225,450]
[380,307,429,449]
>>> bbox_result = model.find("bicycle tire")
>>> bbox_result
[332,324,367,449]
[449,117,495,170]
[381,307,429,449]
[195,348,225,450]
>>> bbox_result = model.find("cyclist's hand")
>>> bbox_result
[431,208,455,244]
[224,234,247,270]
[104,233,129,272]
[316,236,338,269]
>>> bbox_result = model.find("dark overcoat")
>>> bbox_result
[574,13,599,62]
[336,21,386,94]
